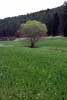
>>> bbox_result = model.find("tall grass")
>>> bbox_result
[0,37,67,100]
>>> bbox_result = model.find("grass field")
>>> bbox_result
[0,37,67,100]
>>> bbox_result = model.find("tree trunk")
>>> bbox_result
[30,41,35,48]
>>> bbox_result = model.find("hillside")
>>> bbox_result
[0,3,66,38]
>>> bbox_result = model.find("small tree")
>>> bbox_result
[19,20,47,48]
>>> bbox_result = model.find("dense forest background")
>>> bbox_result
[0,2,67,39]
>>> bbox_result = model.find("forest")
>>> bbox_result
[0,2,67,39]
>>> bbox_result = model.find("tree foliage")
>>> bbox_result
[19,20,47,47]
[64,1,67,36]
[52,13,59,36]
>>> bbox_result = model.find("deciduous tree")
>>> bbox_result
[19,20,47,48]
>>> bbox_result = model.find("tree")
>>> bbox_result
[52,13,59,36]
[19,20,47,48]
[64,1,67,36]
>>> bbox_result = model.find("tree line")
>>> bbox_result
[0,2,67,39]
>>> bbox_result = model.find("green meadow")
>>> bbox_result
[0,37,67,100]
